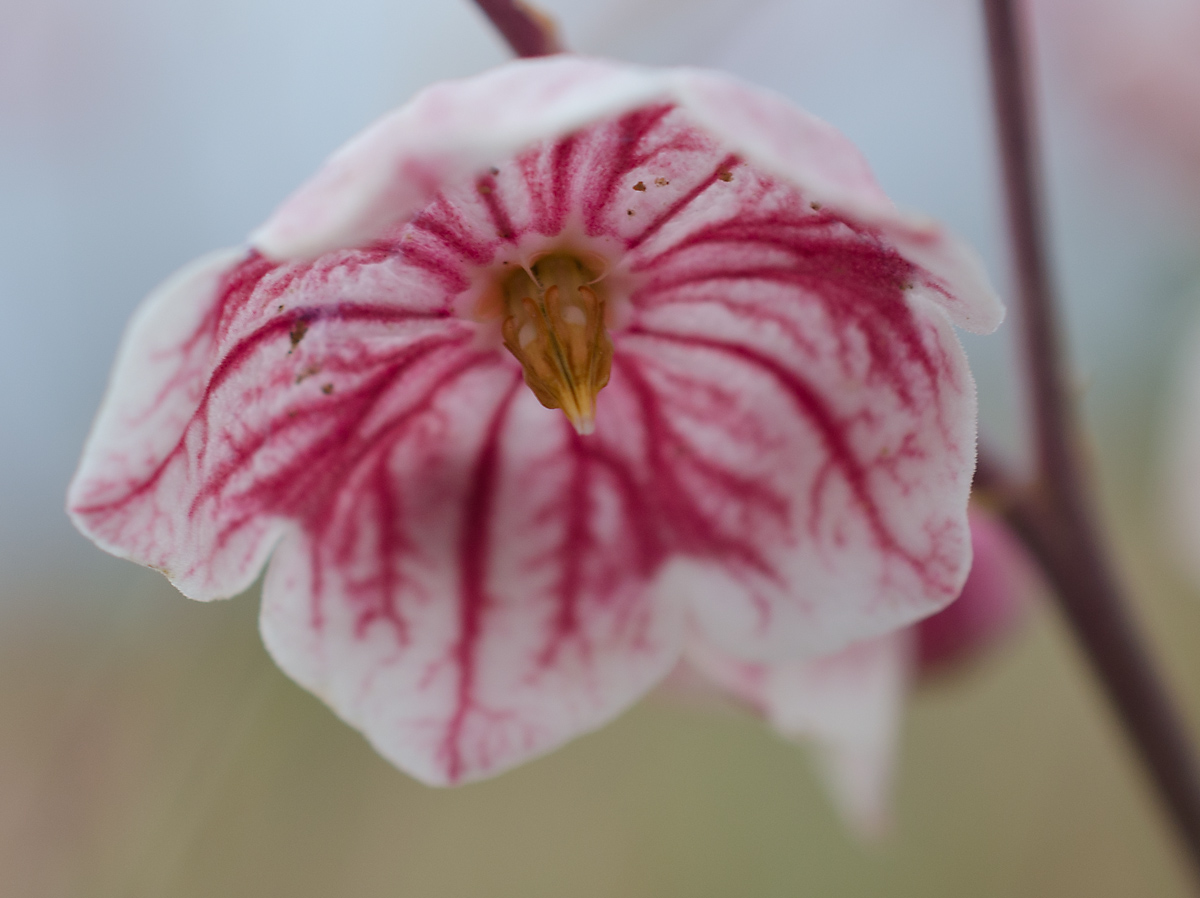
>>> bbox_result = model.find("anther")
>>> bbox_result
[500,254,613,435]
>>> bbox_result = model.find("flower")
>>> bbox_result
[67,56,1002,785]
[678,506,1036,836]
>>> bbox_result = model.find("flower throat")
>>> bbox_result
[500,254,613,435]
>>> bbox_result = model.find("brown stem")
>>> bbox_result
[472,0,562,58]
[982,0,1200,880]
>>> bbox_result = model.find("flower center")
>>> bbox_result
[500,253,613,435]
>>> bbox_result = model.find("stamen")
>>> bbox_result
[500,253,613,435]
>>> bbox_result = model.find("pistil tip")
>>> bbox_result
[570,413,596,436]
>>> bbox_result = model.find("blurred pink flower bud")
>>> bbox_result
[916,507,1037,674]
[1040,0,1200,192]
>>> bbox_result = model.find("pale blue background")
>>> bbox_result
[1,2,1198,894]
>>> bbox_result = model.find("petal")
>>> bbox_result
[251,57,1001,334]
[260,376,684,785]
[614,184,979,658]
[68,245,472,599]
[686,631,912,837]
[668,69,1002,334]
[66,247,260,594]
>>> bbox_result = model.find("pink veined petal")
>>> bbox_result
[66,247,264,594]
[260,377,685,785]
[252,56,1002,335]
[669,69,1001,335]
[68,245,473,599]
[686,631,912,837]
[625,295,977,659]
[618,164,979,657]
[570,114,978,657]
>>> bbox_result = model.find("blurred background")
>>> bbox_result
[2,0,1200,894]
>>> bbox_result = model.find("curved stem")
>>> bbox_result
[472,0,562,58]
[982,0,1200,879]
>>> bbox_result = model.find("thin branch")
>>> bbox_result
[473,0,562,58]
[982,0,1200,880]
